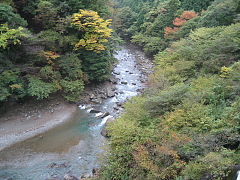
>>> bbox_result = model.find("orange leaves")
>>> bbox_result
[164,26,180,36]
[132,144,159,172]
[180,11,198,20]
[39,51,60,65]
[173,18,186,26]
[164,11,198,37]
[132,137,187,179]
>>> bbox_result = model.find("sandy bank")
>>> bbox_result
[0,103,77,151]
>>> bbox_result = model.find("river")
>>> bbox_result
[0,43,153,180]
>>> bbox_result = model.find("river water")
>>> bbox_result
[0,44,152,180]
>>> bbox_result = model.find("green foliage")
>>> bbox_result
[143,84,189,116]
[198,0,240,27]
[79,50,114,82]
[180,0,214,12]
[37,30,77,51]
[0,24,27,49]
[0,69,26,101]
[34,0,58,29]
[114,6,137,37]
[0,3,27,28]
[131,35,168,55]
[182,149,234,179]
[27,77,57,100]
[58,53,83,79]
[61,78,84,102]
[101,1,240,178]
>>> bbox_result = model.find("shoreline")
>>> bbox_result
[0,103,77,152]
[0,43,154,153]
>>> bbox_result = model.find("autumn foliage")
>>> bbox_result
[164,11,198,36]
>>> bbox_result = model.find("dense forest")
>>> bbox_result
[0,0,117,109]
[97,0,240,179]
[1,0,240,179]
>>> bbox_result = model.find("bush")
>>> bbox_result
[28,77,57,100]
[182,149,234,180]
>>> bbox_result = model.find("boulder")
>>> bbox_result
[121,81,127,85]
[109,75,118,84]
[97,112,110,118]
[101,118,115,137]
[92,168,100,175]
[63,174,78,180]
[89,109,101,113]
[106,88,115,97]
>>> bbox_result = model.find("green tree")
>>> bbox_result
[0,3,27,28]
[34,0,58,29]
[180,0,214,12]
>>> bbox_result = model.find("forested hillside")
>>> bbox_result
[0,0,116,111]
[97,0,240,179]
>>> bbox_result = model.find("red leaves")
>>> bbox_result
[164,11,198,37]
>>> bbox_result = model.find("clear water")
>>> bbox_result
[0,44,151,180]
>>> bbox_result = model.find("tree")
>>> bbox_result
[164,11,198,38]
[180,0,214,12]
[72,9,112,53]
[34,0,58,29]
[0,24,26,49]
[0,3,27,28]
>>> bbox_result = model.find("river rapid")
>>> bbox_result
[0,43,153,180]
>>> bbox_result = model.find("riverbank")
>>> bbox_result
[0,100,77,152]
[0,43,154,153]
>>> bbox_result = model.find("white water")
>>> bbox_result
[0,43,152,180]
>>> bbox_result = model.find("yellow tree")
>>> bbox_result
[72,9,113,53]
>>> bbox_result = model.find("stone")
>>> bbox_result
[91,98,102,104]
[101,118,115,137]
[48,163,57,168]
[80,173,91,179]
[97,112,110,118]
[89,109,101,113]
[113,70,120,75]
[63,174,78,180]
[121,81,127,85]
[106,88,115,97]
[92,168,100,175]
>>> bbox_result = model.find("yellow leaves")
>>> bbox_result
[72,9,113,53]
[9,84,22,90]
[132,144,159,172]
[220,66,232,78]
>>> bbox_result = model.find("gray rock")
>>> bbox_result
[113,70,120,75]
[63,174,78,180]
[89,109,101,113]
[106,88,115,97]
[101,118,115,137]
[97,112,110,118]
